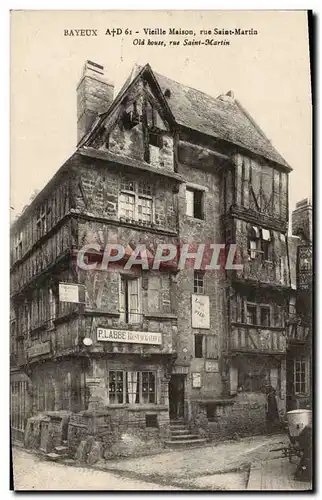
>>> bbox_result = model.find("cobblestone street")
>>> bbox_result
[12,433,312,491]
[12,448,181,491]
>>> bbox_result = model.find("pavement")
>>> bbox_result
[12,433,312,491]
[247,458,312,491]
[11,448,181,491]
[97,433,287,485]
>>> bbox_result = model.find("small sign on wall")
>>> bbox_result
[192,372,201,388]
[205,360,219,373]
[191,294,210,329]
[59,283,80,303]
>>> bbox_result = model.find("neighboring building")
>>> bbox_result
[10,61,296,457]
[286,199,312,410]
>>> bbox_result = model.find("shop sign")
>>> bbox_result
[192,372,201,388]
[205,360,219,373]
[27,341,51,359]
[97,328,162,345]
[191,294,210,329]
[59,283,79,303]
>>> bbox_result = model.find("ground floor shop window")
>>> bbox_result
[108,370,156,404]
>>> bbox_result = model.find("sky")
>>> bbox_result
[10,10,312,223]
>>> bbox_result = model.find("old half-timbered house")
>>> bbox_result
[10,60,297,458]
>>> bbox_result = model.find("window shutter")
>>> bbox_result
[119,277,125,321]
[206,335,218,359]
[128,279,140,324]
[186,189,194,217]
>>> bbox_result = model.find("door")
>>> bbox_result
[169,375,185,420]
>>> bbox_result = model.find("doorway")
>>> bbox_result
[169,375,185,420]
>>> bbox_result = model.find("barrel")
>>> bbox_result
[287,409,312,437]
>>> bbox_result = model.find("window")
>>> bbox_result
[122,101,140,130]
[138,197,153,223]
[194,271,204,294]
[149,132,163,149]
[36,203,47,237]
[49,288,56,325]
[194,334,204,358]
[248,226,272,261]
[119,179,153,224]
[145,414,158,428]
[120,276,141,324]
[294,358,309,395]
[108,371,125,404]
[246,303,271,327]
[248,226,261,259]
[141,372,156,404]
[186,188,204,220]
[14,231,23,261]
[108,371,156,405]
[246,304,257,325]
[119,193,135,219]
[260,306,271,327]
[262,229,272,261]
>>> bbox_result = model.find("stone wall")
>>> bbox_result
[175,156,226,409]
[190,392,267,440]
[24,411,70,453]
[68,406,170,462]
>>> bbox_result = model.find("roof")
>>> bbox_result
[153,71,290,169]
[83,64,290,169]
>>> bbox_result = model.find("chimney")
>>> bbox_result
[77,60,114,144]
[292,198,312,242]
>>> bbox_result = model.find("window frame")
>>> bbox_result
[119,275,142,325]
[107,370,157,405]
[119,180,154,224]
[294,358,309,396]
[260,305,271,327]
[193,271,205,294]
[246,302,271,327]
[248,226,272,262]
[36,203,47,238]
[194,334,204,359]
[185,188,204,220]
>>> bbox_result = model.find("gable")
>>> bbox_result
[84,65,173,150]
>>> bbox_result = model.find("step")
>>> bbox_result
[171,429,191,436]
[55,445,68,454]
[164,438,207,448]
[170,425,186,431]
[170,434,201,441]
[45,452,61,461]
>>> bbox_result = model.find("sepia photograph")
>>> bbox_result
[9,9,313,492]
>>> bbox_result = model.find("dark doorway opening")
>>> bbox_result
[169,375,185,420]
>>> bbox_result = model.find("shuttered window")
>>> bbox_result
[206,336,218,359]
[119,276,141,324]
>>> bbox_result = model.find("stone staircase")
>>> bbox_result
[165,419,207,448]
